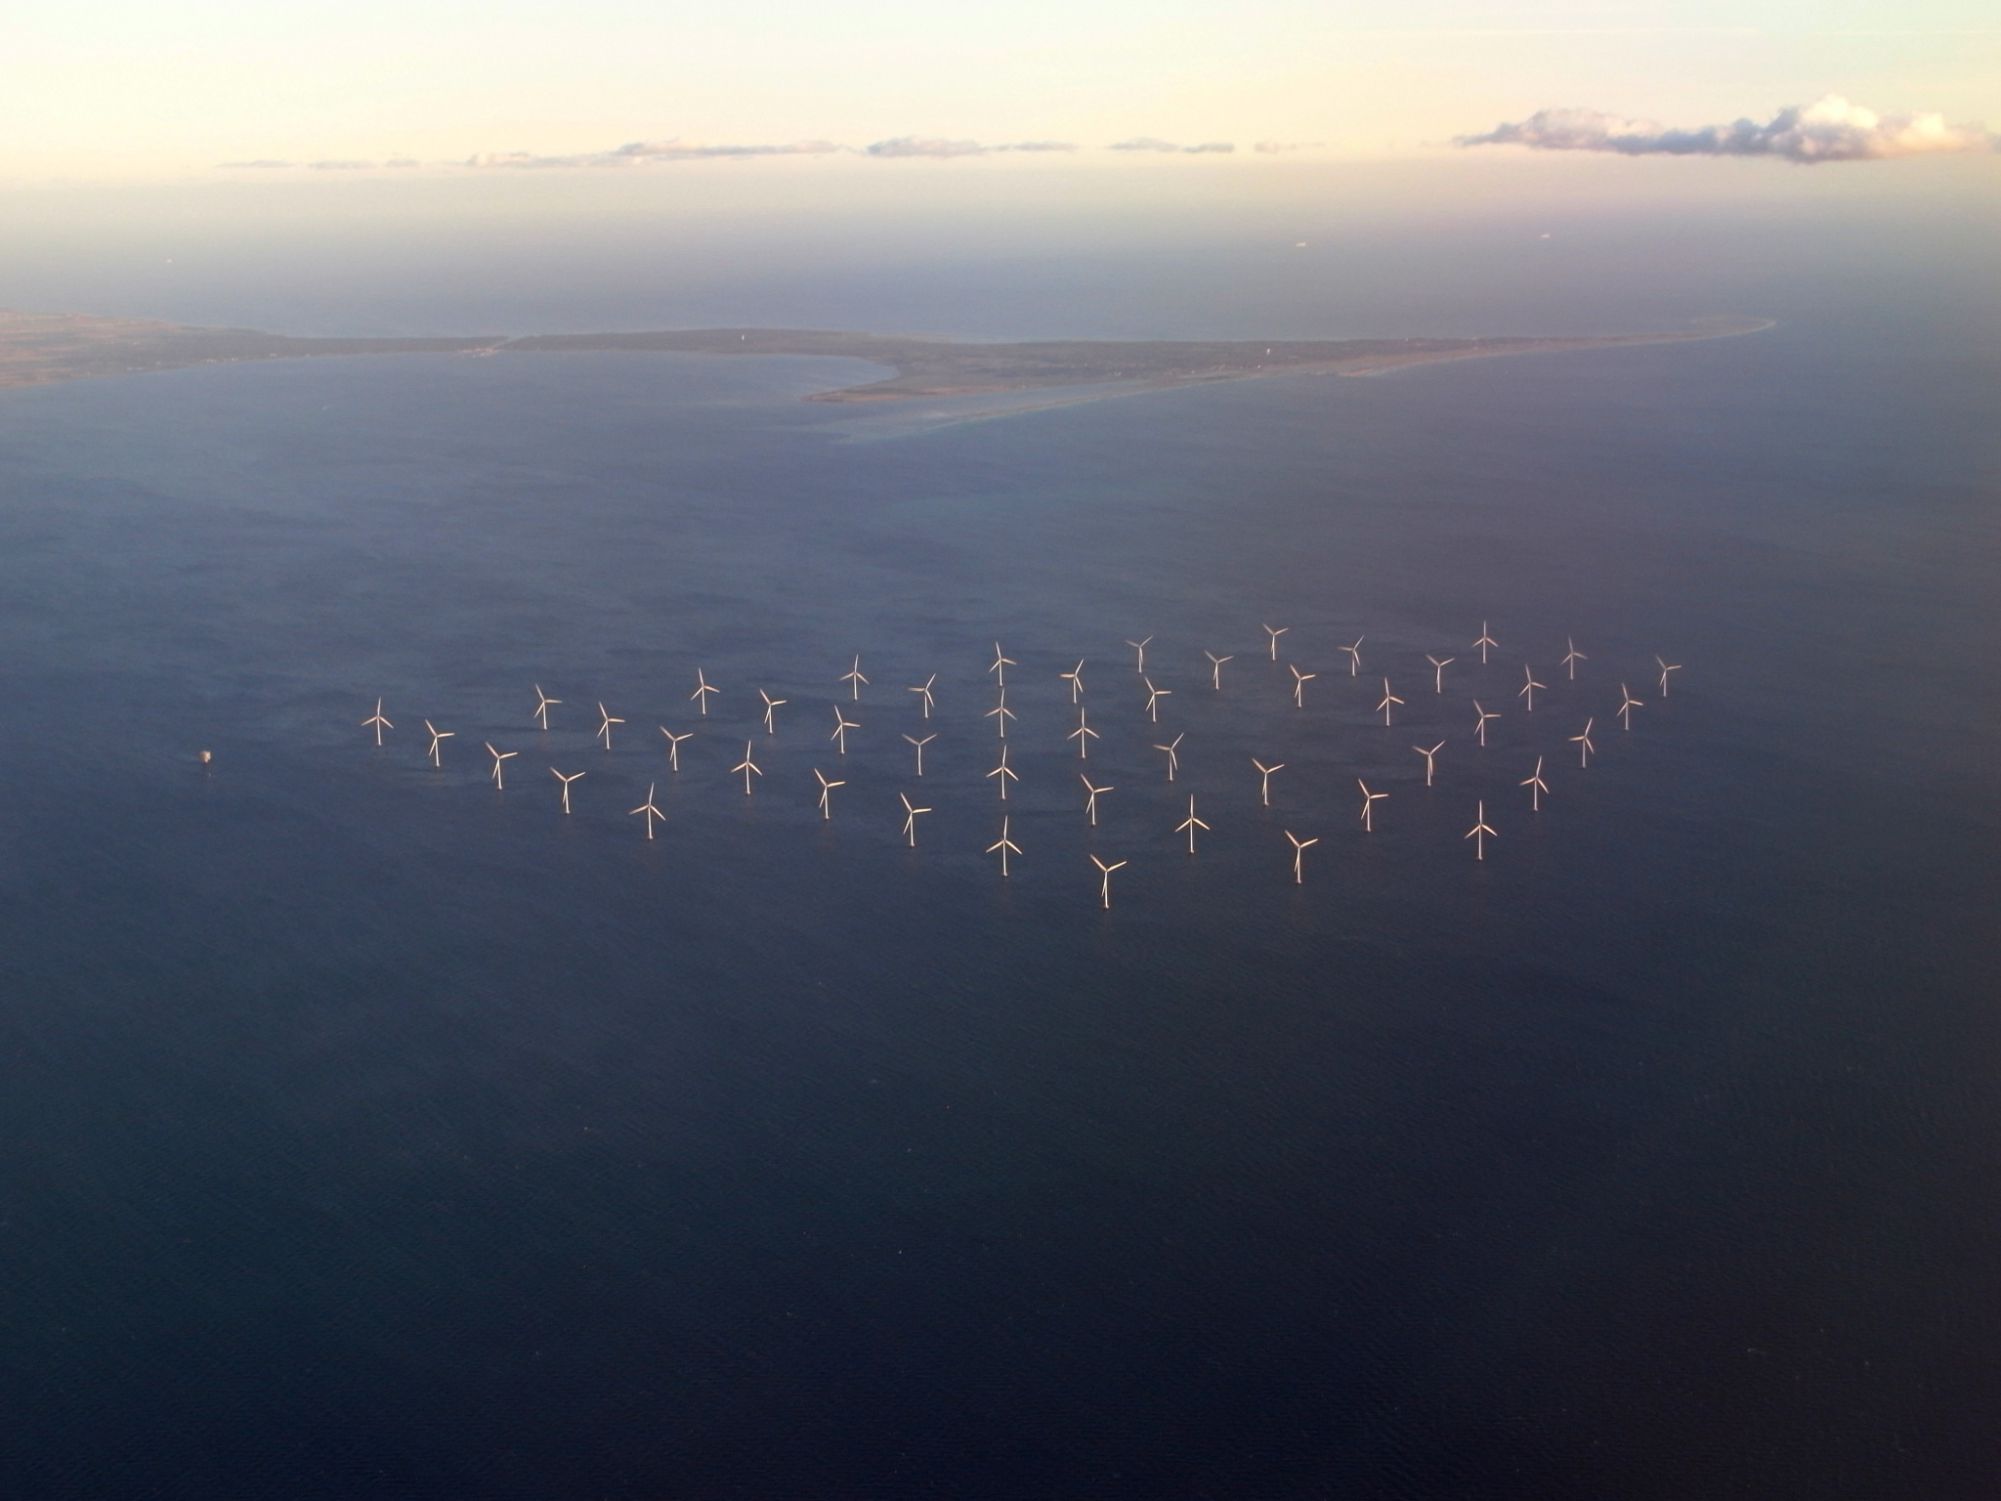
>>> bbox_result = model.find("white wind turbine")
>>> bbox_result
[550,767,586,815]
[986,815,1022,877]
[840,654,869,702]
[424,720,454,768]
[1518,665,1545,714]
[1617,683,1644,730]
[1153,732,1184,782]
[1562,636,1588,681]
[658,726,693,772]
[1413,740,1444,787]
[899,791,931,847]
[1205,650,1234,690]
[1176,794,1211,854]
[485,742,518,789]
[1285,830,1319,885]
[814,767,844,820]
[1125,635,1153,674]
[1079,774,1114,827]
[731,740,762,795]
[1570,716,1596,768]
[1090,853,1128,909]
[532,684,561,730]
[907,673,937,719]
[596,701,625,749]
[1521,755,1549,813]
[1473,621,1498,665]
[1068,707,1100,760]
[1473,701,1500,748]
[1060,659,1086,704]
[689,669,719,716]
[1142,676,1171,723]
[989,641,1016,689]
[985,691,1015,739]
[1376,677,1405,726]
[1252,756,1285,807]
[1340,636,1365,677]
[987,743,1018,801]
[1427,654,1455,693]
[1356,778,1387,833]
[830,707,859,756]
[1656,654,1683,697]
[903,731,937,776]
[1262,623,1289,660]
[1289,663,1317,708]
[759,688,787,735]
[1465,800,1496,860]
[629,782,665,839]
[361,698,392,747]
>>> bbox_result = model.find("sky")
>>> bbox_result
[8,0,1997,182]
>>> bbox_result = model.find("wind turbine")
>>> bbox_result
[1079,774,1114,827]
[1153,732,1184,782]
[1125,635,1153,674]
[596,701,625,749]
[840,654,869,702]
[759,689,787,735]
[1473,701,1499,748]
[985,691,1015,739]
[1473,621,1498,664]
[1285,830,1319,884]
[986,815,1022,877]
[1518,665,1545,714]
[1618,683,1644,730]
[1562,636,1588,681]
[550,767,586,815]
[1426,654,1455,693]
[907,674,937,719]
[1090,853,1128,910]
[485,742,517,789]
[903,732,937,776]
[1060,659,1086,704]
[1570,716,1596,768]
[814,767,844,820]
[830,707,859,756]
[658,726,693,772]
[424,720,454,768]
[1656,654,1683,697]
[1068,707,1100,760]
[1175,795,1210,854]
[1376,677,1405,726]
[1521,755,1549,813]
[731,740,762,795]
[899,791,931,847]
[690,669,719,716]
[989,641,1016,689]
[1356,778,1387,833]
[1205,650,1233,690]
[1340,636,1364,677]
[629,782,665,839]
[532,684,560,730]
[1465,800,1497,860]
[361,698,392,746]
[1252,757,1285,807]
[1289,663,1317,708]
[1142,676,1171,723]
[987,744,1018,801]
[1413,740,1444,787]
[1262,623,1289,660]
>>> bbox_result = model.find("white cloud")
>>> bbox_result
[1109,137,1235,154]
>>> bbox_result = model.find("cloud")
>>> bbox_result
[218,159,294,169]
[1109,137,1235,154]
[307,159,377,171]
[466,140,842,168]
[1253,140,1325,154]
[1456,94,1996,164]
[864,137,1076,157]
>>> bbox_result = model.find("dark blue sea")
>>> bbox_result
[2,223,1997,1497]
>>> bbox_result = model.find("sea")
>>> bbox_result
[1,201,1997,1498]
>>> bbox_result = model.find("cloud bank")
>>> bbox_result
[864,137,1076,158]
[1456,94,1996,164]
[1109,137,1235,154]
[466,139,844,168]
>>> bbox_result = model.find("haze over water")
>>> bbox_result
[2,201,1998,1497]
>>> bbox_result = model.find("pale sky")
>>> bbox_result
[9,0,1998,182]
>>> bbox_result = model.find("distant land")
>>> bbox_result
[0,309,1774,402]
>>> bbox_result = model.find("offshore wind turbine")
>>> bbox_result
[1079,774,1114,827]
[596,701,626,750]
[1465,800,1496,861]
[1090,853,1128,910]
[830,707,859,755]
[899,791,931,847]
[1340,636,1365,677]
[629,782,665,839]
[1285,830,1319,885]
[658,726,693,772]
[424,720,454,768]
[1413,740,1444,787]
[1060,659,1086,704]
[907,673,937,719]
[1262,623,1289,660]
[1473,701,1499,748]
[485,742,517,789]
[989,641,1016,689]
[1175,795,1210,854]
[550,767,586,815]
[731,740,762,795]
[1142,676,1171,723]
[1570,716,1596,768]
[1376,677,1405,726]
[1618,683,1644,730]
[1289,663,1317,708]
[987,743,1018,801]
[985,691,1015,739]
[1473,621,1498,665]
[532,684,561,730]
[1562,636,1588,680]
[1426,654,1455,693]
[814,767,844,820]
[1125,635,1153,674]
[840,654,869,702]
[1153,732,1184,782]
[689,669,719,716]
[902,731,937,776]
[1068,707,1100,760]
[1205,650,1233,690]
[986,815,1022,877]
[1521,755,1549,813]
[1356,778,1387,833]
[1518,665,1545,714]
[1656,654,1683,697]
[361,698,392,746]
[759,689,788,735]
[1252,757,1285,807]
